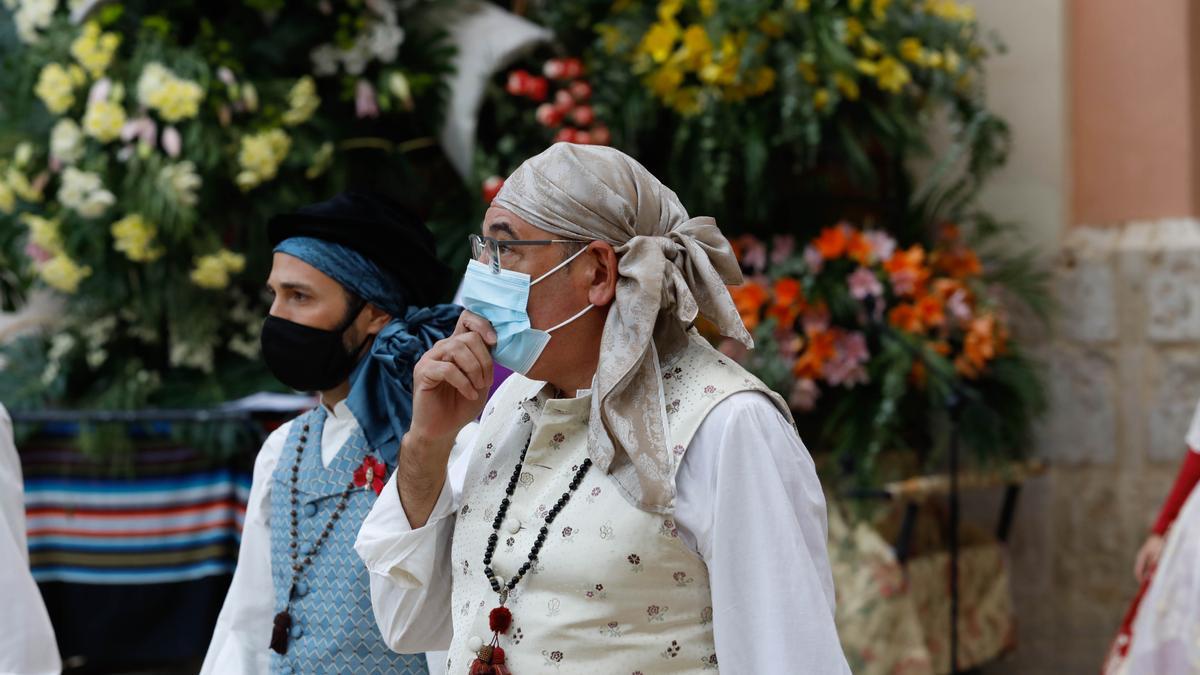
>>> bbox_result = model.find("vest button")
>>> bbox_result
[304,503,317,518]
[467,635,483,653]
[505,517,521,534]
[290,623,303,639]
[295,581,309,597]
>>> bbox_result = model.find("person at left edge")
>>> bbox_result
[200,191,464,675]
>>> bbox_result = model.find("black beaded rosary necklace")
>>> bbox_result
[269,418,361,656]
[468,424,593,674]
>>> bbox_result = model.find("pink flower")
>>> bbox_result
[770,235,795,264]
[788,378,820,411]
[839,331,870,363]
[802,309,830,336]
[574,130,593,145]
[161,126,182,158]
[848,266,883,300]
[121,117,157,147]
[803,245,824,274]
[554,128,578,144]
[217,67,237,89]
[740,238,767,274]
[865,231,896,263]
[355,80,380,119]
[590,125,611,146]
[88,78,111,105]
[25,242,52,264]
[947,287,972,322]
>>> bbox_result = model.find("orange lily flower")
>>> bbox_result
[729,281,769,331]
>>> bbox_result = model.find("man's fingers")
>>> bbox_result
[454,310,497,346]
[444,340,487,390]
[457,332,494,380]
[427,361,478,400]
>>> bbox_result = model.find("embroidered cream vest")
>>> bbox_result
[446,335,789,673]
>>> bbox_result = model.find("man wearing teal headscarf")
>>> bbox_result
[202,192,461,675]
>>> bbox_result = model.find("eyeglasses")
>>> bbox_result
[469,233,588,274]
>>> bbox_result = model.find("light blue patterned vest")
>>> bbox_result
[269,406,427,675]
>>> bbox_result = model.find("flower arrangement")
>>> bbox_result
[0,0,455,411]
[474,54,611,206]
[726,221,1044,481]
[524,0,1006,238]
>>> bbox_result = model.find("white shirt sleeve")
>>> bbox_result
[199,422,291,675]
[0,404,62,675]
[356,422,478,654]
[1187,398,1200,452]
[673,391,849,674]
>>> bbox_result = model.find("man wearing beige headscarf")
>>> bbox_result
[356,143,849,673]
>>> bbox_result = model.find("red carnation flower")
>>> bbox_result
[354,456,387,496]
[506,70,531,97]
[482,176,505,203]
[569,80,592,101]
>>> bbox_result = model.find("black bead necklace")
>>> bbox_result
[468,425,593,673]
[269,418,360,656]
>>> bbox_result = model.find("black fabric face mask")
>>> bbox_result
[260,301,369,392]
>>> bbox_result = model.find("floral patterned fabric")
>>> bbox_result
[828,504,1015,675]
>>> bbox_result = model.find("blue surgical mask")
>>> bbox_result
[459,247,594,375]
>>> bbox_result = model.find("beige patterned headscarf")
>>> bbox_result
[493,143,752,513]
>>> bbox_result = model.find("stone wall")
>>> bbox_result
[983,219,1200,673]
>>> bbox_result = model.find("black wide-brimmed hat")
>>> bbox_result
[268,191,452,306]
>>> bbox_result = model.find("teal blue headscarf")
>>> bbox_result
[275,236,461,458]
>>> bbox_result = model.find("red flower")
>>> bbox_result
[506,70,532,97]
[571,105,595,126]
[525,76,549,102]
[574,130,593,145]
[481,176,504,203]
[553,89,575,115]
[545,57,584,80]
[569,80,592,101]
[354,456,387,496]
[554,128,578,144]
[535,103,563,127]
[591,125,611,145]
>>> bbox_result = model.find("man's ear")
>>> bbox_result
[363,302,392,335]
[586,241,618,307]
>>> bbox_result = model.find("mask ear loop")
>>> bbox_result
[545,303,595,333]
[531,243,591,285]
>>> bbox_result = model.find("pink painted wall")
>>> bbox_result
[1070,0,1199,224]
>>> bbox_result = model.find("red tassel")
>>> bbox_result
[489,606,512,634]
[467,643,512,674]
[269,610,291,655]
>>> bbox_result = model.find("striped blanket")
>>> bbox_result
[21,432,253,585]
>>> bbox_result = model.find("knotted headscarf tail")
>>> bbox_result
[275,236,461,459]
[492,143,751,513]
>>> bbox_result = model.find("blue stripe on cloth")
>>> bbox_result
[32,560,236,585]
[23,470,249,493]
[28,531,234,554]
